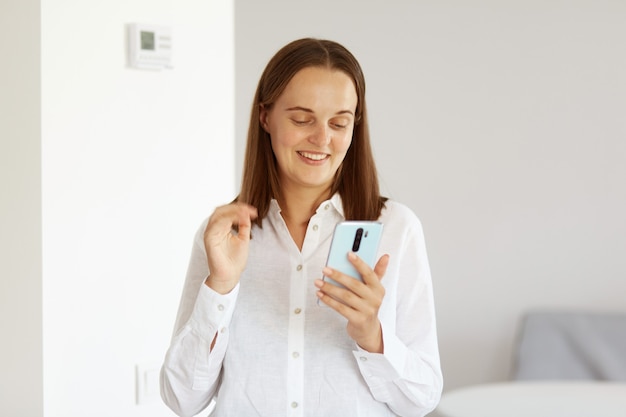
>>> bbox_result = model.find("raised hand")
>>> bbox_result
[203,202,258,294]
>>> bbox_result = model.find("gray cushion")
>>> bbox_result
[512,310,626,380]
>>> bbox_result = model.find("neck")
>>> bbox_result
[278,185,331,224]
[277,184,332,250]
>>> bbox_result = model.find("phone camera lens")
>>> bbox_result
[352,228,363,252]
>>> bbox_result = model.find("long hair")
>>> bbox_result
[237,38,386,226]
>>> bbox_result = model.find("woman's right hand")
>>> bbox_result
[203,202,258,294]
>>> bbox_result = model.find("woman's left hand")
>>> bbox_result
[315,252,390,353]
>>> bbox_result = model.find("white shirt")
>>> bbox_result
[161,195,442,417]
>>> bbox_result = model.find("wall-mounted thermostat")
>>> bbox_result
[128,23,172,70]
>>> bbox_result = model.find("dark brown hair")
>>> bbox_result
[237,38,386,225]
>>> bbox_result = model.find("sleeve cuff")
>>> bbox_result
[353,329,441,386]
[189,282,240,344]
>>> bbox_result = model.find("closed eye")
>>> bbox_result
[291,118,312,126]
[330,117,351,129]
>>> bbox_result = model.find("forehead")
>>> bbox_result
[277,66,357,109]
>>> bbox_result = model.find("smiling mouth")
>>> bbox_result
[298,151,329,161]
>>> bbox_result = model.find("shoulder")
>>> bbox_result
[377,199,427,249]
[379,199,423,230]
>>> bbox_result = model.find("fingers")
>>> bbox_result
[316,252,389,309]
[233,204,258,240]
[346,251,389,286]
[206,202,258,241]
[315,275,361,307]
[315,285,352,313]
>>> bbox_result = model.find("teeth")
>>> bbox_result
[299,151,327,161]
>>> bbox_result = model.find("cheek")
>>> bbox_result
[270,124,303,149]
[269,128,300,165]
[335,129,354,154]
[267,127,287,155]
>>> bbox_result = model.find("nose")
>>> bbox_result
[308,123,331,146]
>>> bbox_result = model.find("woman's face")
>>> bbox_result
[260,66,358,195]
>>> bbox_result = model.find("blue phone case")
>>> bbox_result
[323,221,383,288]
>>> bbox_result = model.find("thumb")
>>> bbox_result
[373,254,390,281]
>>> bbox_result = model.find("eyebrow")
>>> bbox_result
[285,106,354,116]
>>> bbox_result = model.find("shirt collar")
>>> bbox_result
[268,199,283,225]
[268,194,345,221]
[327,193,345,219]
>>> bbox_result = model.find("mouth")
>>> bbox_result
[298,151,329,162]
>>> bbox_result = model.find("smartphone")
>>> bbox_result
[323,221,383,288]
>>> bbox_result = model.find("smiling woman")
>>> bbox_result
[160,38,443,417]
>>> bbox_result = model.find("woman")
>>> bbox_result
[161,38,442,417]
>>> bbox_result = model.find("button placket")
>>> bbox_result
[287,258,305,417]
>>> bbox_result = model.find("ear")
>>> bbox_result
[259,105,270,133]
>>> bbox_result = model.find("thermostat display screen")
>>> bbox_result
[140,31,155,50]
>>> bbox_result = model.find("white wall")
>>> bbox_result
[2,0,234,416]
[0,0,43,415]
[235,0,626,394]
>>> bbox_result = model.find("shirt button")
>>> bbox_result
[292,352,300,358]
[220,327,227,333]
[312,224,319,231]
[296,264,302,271]
[217,304,224,311]
[294,308,302,315]
[324,204,330,210]
[360,356,368,362]
[291,402,298,408]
